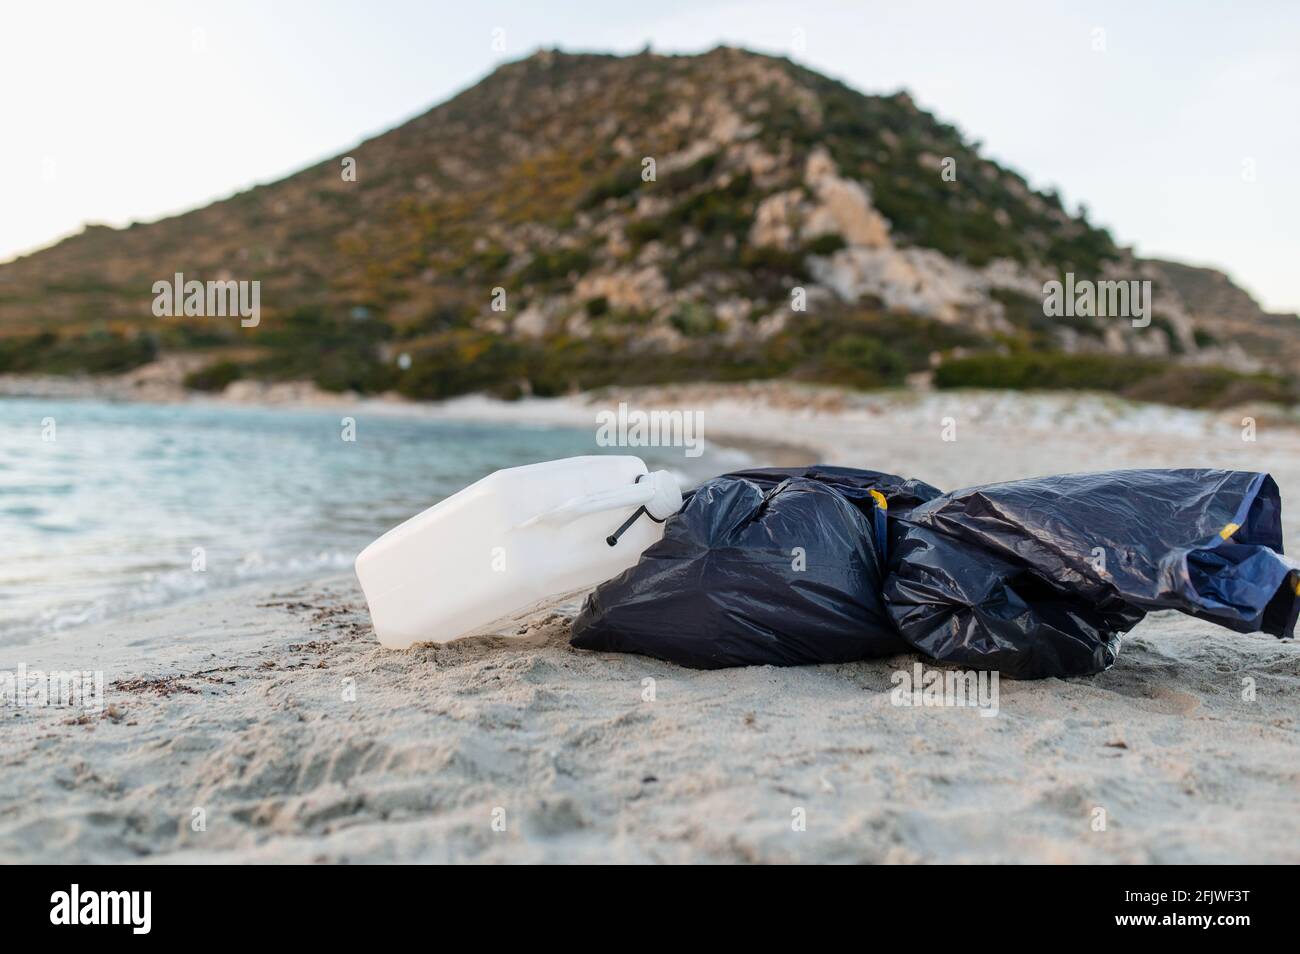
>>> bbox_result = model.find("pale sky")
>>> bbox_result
[2,0,1297,312]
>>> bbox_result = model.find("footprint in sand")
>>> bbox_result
[1143,687,1202,715]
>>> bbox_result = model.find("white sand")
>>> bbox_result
[3,385,1298,863]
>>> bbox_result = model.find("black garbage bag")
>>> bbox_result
[571,473,906,668]
[572,466,1299,678]
[885,469,1300,678]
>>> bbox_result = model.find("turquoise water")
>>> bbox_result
[0,398,733,645]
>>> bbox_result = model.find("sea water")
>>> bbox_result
[0,397,736,645]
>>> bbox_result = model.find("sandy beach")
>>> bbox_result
[3,384,1298,863]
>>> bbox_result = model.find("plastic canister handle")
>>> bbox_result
[524,470,681,527]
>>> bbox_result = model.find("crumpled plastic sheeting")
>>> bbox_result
[572,467,1300,678]
[884,469,1299,678]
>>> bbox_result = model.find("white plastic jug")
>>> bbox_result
[355,456,682,649]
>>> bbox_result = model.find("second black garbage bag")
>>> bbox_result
[570,472,907,668]
[572,466,1299,677]
[884,468,1300,678]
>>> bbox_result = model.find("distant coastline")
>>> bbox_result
[0,362,824,466]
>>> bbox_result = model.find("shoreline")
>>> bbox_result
[0,370,824,467]
[0,378,815,654]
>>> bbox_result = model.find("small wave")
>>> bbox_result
[0,549,357,646]
[1,505,44,518]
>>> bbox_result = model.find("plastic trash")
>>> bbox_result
[884,469,1300,678]
[573,466,1300,677]
[571,472,906,667]
[357,456,681,649]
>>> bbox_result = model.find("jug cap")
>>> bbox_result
[642,470,683,522]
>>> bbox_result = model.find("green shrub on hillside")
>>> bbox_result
[0,333,57,373]
[518,248,592,285]
[1122,365,1298,409]
[156,322,239,349]
[396,331,526,400]
[662,153,719,192]
[312,353,399,393]
[804,233,848,256]
[739,246,811,283]
[0,330,156,375]
[664,172,754,237]
[934,352,1297,409]
[579,160,644,208]
[624,217,666,248]
[242,305,396,393]
[184,360,244,392]
[934,352,1163,391]
[668,302,720,337]
[401,302,474,337]
[817,334,909,388]
[1192,327,1219,348]
[781,309,982,377]
[256,305,392,352]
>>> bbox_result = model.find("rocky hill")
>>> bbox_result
[1,47,1295,407]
